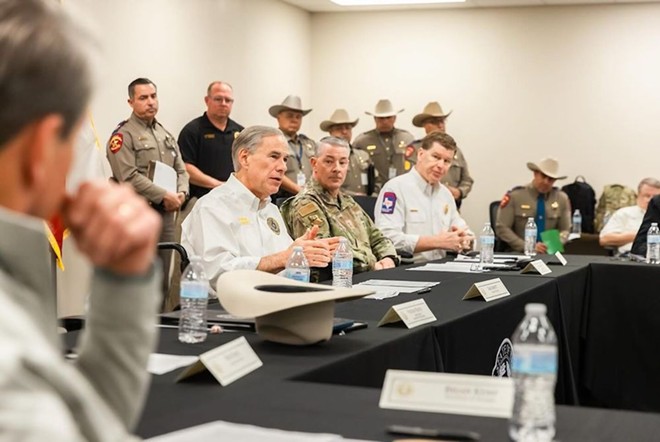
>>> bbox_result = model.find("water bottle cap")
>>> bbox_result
[652,223,658,227]
[527,217,534,222]
[292,246,303,252]
[339,237,348,243]
[525,303,547,315]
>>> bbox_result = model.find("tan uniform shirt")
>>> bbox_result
[352,128,414,190]
[406,140,474,200]
[284,133,316,186]
[495,183,571,252]
[106,112,189,204]
[341,147,372,195]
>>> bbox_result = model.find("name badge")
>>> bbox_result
[388,166,397,180]
[521,259,552,275]
[296,171,306,187]
[463,278,510,302]
[176,336,262,386]
[379,369,514,418]
[378,298,436,329]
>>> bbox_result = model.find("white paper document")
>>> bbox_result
[146,420,375,442]
[354,279,439,300]
[150,160,177,193]
[408,262,484,273]
[147,354,199,375]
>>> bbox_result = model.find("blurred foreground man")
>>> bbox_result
[0,1,162,439]
[182,126,331,288]
[281,137,398,281]
[375,132,473,263]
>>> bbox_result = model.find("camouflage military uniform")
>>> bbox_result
[406,140,474,203]
[495,183,571,252]
[352,128,414,190]
[280,179,397,280]
[341,146,373,196]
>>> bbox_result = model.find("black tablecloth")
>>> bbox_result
[64,255,660,440]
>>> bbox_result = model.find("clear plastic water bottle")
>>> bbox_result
[332,237,353,288]
[178,257,209,344]
[480,222,495,265]
[524,217,537,257]
[646,222,660,264]
[509,303,558,442]
[571,209,582,235]
[285,246,310,282]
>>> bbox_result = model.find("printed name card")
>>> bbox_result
[176,336,262,386]
[462,278,510,302]
[377,298,436,328]
[555,251,568,266]
[521,259,552,275]
[379,369,514,419]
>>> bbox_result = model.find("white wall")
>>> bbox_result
[310,4,660,230]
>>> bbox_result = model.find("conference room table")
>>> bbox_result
[67,254,660,440]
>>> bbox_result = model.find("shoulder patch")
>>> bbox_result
[381,192,397,214]
[298,202,319,217]
[109,133,123,154]
[499,191,511,208]
[405,144,416,159]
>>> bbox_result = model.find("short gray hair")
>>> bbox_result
[638,177,660,192]
[0,0,97,149]
[207,81,233,96]
[232,126,285,171]
[316,136,349,157]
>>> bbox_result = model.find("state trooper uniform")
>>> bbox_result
[181,174,292,289]
[342,146,374,196]
[495,184,571,253]
[405,140,473,207]
[280,178,397,281]
[374,167,471,263]
[283,132,316,197]
[106,112,189,309]
[352,128,414,190]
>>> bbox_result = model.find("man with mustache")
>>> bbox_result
[281,137,398,282]
[182,126,332,289]
[106,77,189,310]
[375,132,473,263]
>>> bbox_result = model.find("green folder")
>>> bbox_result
[541,229,564,254]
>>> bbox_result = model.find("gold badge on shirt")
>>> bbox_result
[234,131,240,139]
[444,204,449,215]
[521,204,531,209]
[551,201,559,209]
[267,217,280,235]
[203,133,215,139]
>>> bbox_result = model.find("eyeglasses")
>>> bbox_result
[211,96,234,104]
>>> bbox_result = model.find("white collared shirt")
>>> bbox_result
[599,204,645,254]
[374,167,470,262]
[181,174,293,288]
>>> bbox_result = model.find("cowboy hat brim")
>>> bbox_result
[319,118,359,132]
[412,110,452,128]
[526,162,567,180]
[365,108,404,118]
[269,105,312,118]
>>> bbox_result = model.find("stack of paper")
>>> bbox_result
[353,279,439,300]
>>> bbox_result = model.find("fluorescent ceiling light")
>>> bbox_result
[331,0,466,5]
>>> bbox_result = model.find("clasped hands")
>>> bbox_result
[438,226,474,253]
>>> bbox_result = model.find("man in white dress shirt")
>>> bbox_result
[182,126,331,287]
[599,177,660,255]
[375,132,473,263]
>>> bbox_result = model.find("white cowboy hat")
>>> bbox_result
[412,101,452,128]
[526,157,567,180]
[268,95,312,118]
[216,270,372,345]
[365,99,403,117]
[319,108,359,132]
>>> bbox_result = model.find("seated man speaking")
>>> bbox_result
[281,136,398,281]
[182,126,331,288]
[374,132,473,263]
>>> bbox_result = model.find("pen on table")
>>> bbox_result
[415,287,432,295]
[387,424,480,441]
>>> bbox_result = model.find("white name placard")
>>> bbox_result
[521,259,552,275]
[176,336,262,386]
[377,298,436,328]
[379,369,514,419]
[555,251,568,266]
[463,278,510,302]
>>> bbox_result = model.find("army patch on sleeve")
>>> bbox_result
[109,133,123,154]
[499,192,511,208]
[298,202,319,217]
[381,192,397,214]
[266,217,280,235]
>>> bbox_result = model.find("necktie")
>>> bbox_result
[535,193,546,241]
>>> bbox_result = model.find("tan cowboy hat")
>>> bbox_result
[526,157,567,180]
[412,101,452,127]
[216,270,372,345]
[268,95,312,118]
[319,108,359,132]
[365,99,403,117]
